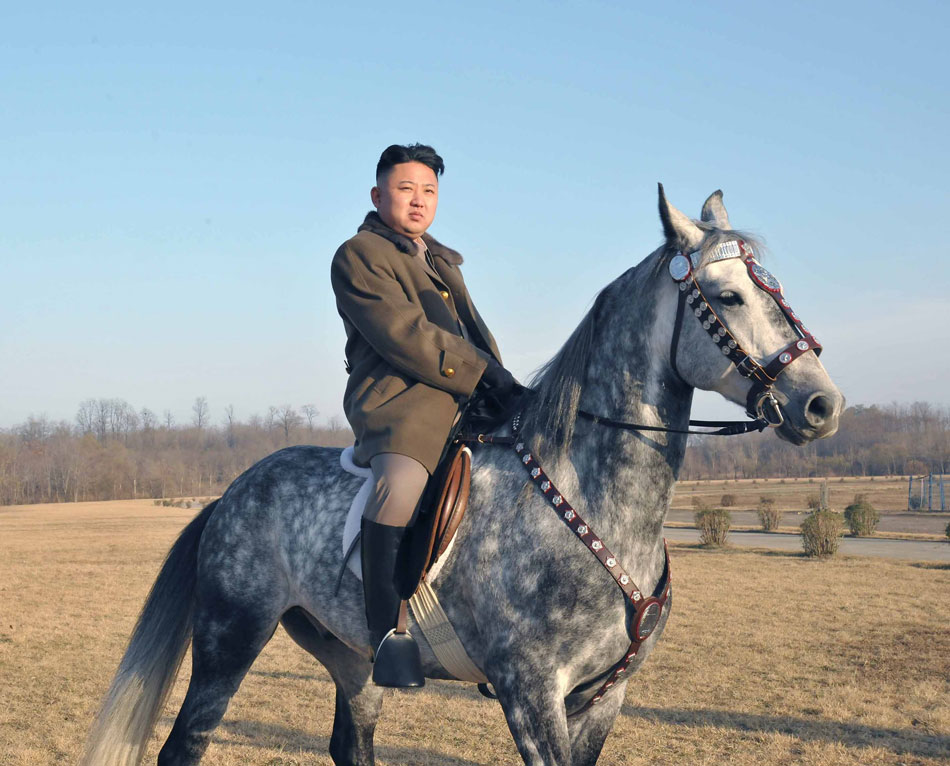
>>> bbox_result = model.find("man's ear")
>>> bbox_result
[370,186,381,208]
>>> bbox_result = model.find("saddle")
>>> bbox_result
[397,440,473,598]
[336,439,473,597]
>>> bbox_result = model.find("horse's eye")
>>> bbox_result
[717,291,743,307]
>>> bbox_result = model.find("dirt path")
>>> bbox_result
[664,526,950,561]
[666,509,950,535]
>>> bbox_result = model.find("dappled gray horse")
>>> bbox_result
[83,187,843,766]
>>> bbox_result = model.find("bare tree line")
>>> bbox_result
[1,398,351,506]
[2,399,948,506]
[682,402,950,480]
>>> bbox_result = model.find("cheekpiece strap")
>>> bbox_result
[669,239,822,389]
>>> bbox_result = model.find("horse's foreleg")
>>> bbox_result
[566,682,627,766]
[490,658,573,766]
[157,605,280,765]
[327,667,383,766]
[281,608,383,766]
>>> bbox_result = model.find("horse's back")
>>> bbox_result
[198,445,364,612]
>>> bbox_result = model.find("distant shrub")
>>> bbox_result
[691,496,712,512]
[779,479,786,484]
[908,496,924,511]
[153,500,162,506]
[757,496,782,532]
[946,521,950,540]
[801,510,844,557]
[720,493,737,508]
[696,509,731,547]
[806,494,820,510]
[844,494,879,537]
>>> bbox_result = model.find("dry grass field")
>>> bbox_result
[1,499,948,765]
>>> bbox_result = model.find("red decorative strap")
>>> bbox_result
[512,440,671,712]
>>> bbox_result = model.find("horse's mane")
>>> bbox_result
[519,226,765,459]
[518,279,614,460]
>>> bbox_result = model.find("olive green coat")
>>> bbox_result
[331,213,503,473]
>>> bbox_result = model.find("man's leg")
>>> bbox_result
[360,453,429,687]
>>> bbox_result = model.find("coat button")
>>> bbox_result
[440,290,450,301]
[445,367,456,377]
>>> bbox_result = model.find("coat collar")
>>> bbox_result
[358,211,464,265]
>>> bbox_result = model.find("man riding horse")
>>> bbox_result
[330,143,519,687]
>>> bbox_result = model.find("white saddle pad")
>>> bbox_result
[340,446,372,581]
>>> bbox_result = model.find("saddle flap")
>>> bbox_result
[397,441,472,598]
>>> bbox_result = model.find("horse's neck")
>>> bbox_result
[566,271,691,556]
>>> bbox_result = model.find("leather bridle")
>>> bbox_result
[457,241,825,711]
[668,239,822,428]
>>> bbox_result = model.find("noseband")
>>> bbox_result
[668,239,822,427]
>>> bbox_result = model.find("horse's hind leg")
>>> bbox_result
[281,608,383,766]
[157,603,281,765]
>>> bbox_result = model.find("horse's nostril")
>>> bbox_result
[806,393,835,426]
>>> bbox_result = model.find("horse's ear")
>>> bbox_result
[700,190,731,229]
[658,183,704,251]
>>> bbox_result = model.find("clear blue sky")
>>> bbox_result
[2,1,948,428]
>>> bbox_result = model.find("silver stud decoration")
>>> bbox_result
[522,454,532,464]
[728,339,737,349]
[606,557,617,567]
[540,480,551,492]
[796,340,809,351]
[552,495,562,506]
[669,253,692,281]
[702,320,710,330]
[779,352,792,364]
[692,289,699,298]
[620,574,629,585]
[721,346,731,355]
[632,591,642,602]
[531,467,541,478]
[694,308,703,317]
[679,282,688,292]
[577,525,588,535]
[564,509,575,521]
[687,294,695,305]
[515,442,524,452]
[591,540,603,551]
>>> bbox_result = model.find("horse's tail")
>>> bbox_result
[81,499,218,766]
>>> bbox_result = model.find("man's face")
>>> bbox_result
[371,161,439,239]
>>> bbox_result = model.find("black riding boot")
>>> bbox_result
[360,518,425,688]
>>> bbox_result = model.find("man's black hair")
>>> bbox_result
[376,143,444,181]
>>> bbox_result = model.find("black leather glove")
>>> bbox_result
[479,359,517,395]
[465,361,532,431]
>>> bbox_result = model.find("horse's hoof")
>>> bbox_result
[372,630,425,688]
